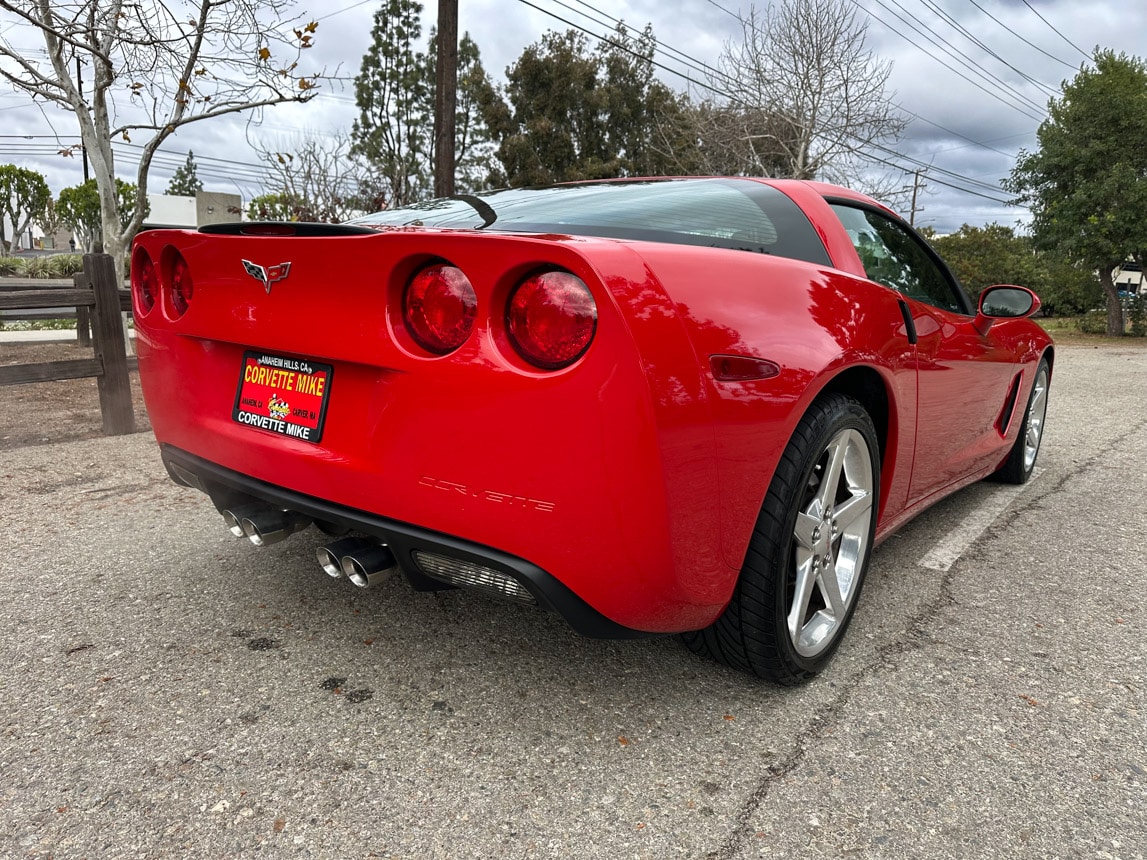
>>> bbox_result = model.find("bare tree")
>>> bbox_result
[252,133,382,223]
[0,1,326,277]
[712,0,906,185]
[654,97,798,178]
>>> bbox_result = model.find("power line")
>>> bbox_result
[915,0,1059,95]
[960,0,1078,70]
[3,0,1030,212]
[853,0,1046,119]
[1020,0,1091,62]
[859,148,1016,205]
[697,0,1040,168]
[511,0,731,95]
[902,113,1025,159]
[511,0,1027,205]
[704,0,1047,118]
[864,140,1010,195]
[555,0,731,87]
[314,0,378,22]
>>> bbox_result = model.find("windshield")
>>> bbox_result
[353,179,832,266]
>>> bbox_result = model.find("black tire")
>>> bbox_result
[993,358,1050,485]
[682,393,880,684]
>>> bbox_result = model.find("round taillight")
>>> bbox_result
[133,249,157,315]
[170,252,193,317]
[507,271,596,370]
[403,264,477,354]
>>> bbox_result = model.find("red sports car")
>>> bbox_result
[131,178,1052,684]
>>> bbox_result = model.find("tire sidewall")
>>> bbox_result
[998,356,1050,484]
[1019,360,1050,480]
[765,395,881,677]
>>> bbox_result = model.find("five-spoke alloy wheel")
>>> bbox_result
[995,357,1050,484]
[683,393,880,684]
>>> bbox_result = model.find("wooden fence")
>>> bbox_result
[0,253,136,435]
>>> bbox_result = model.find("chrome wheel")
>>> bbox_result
[1023,365,1049,472]
[789,427,875,657]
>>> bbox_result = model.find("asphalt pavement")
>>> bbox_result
[0,342,1143,859]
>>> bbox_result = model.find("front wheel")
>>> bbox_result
[683,393,880,684]
[993,357,1050,485]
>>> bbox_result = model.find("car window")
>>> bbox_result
[355,179,833,267]
[829,203,968,314]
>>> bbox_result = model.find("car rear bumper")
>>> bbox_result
[161,444,652,639]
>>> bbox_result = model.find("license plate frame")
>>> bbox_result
[232,351,333,443]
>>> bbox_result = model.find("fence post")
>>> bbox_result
[74,269,92,347]
[86,253,135,435]
[76,306,92,347]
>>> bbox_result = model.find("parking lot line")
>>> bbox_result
[919,469,1042,571]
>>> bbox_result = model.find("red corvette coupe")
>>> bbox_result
[131,178,1052,684]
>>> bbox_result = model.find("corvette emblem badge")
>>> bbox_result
[242,259,291,294]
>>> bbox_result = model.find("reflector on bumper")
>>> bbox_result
[413,551,536,604]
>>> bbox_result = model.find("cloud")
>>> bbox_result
[0,0,1143,233]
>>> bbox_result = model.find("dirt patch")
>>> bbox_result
[1,340,151,451]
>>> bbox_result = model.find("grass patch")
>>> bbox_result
[1037,317,1078,336]
[1038,315,1147,344]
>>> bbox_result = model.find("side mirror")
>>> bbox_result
[974,285,1041,335]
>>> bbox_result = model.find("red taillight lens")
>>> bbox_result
[403,264,477,354]
[507,271,596,370]
[170,252,193,317]
[133,249,157,315]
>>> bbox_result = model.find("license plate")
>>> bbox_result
[232,351,333,443]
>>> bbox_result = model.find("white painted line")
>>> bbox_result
[919,468,1042,571]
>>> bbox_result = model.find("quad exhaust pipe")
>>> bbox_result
[316,539,398,588]
[315,537,373,578]
[219,505,396,588]
[222,505,311,546]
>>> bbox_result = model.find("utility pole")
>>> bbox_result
[908,169,925,227]
[434,0,458,198]
[76,56,89,182]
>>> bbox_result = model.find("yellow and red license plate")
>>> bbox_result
[232,351,332,443]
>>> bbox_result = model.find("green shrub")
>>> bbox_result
[20,256,52,278]
[48,254,84,277]
[1076,309,1108,334]
[0,256,23,276]
[1128,294,1146,337]
[16,253,84,278]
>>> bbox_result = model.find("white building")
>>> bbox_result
[1114,262,1144,295]
[144,190,243,229]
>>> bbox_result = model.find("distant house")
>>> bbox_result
[1114,261,1143,295]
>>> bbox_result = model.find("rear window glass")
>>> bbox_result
[354,179,831,266]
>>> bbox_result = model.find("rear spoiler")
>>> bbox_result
[199,221,377,237]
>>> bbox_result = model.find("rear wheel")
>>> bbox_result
[993,358,1050,485]
[683,393,879,684]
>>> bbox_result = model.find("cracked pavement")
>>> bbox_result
[1,342,1144,859]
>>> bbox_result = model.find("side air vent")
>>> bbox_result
[996,373,1022,435]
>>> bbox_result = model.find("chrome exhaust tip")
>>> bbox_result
[315,537,376,579]
[239,509,311,547]
[341,545,399,588]
[221,504,269,539]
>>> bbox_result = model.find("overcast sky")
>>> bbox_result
[1,0,1144,233]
